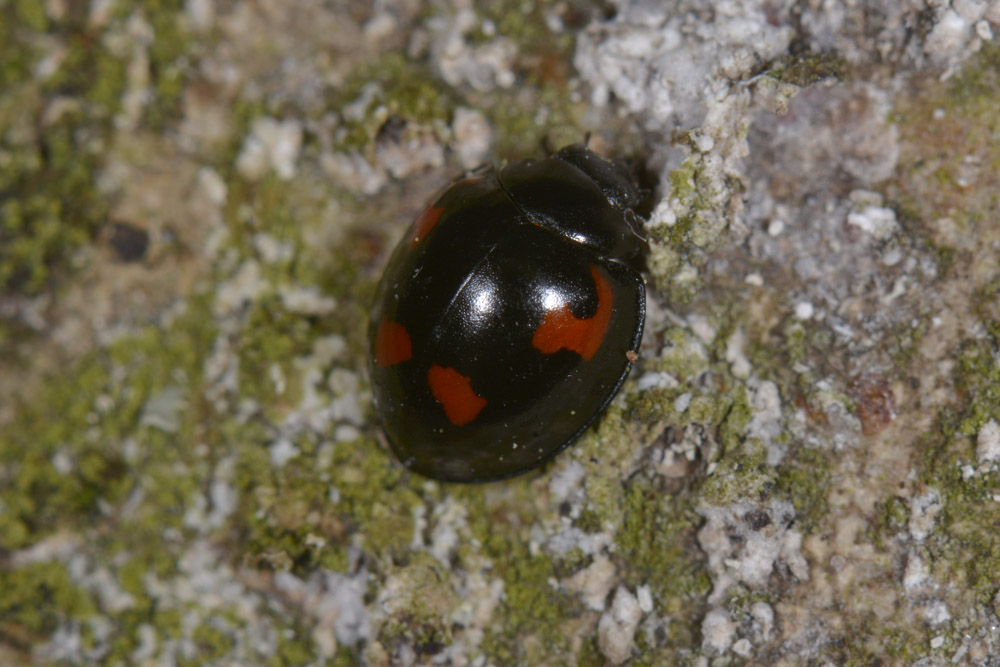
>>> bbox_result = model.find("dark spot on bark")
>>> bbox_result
[107,222,149,262]
[745,508,773,531]
[376,115,407,144]
[848,373,896,435]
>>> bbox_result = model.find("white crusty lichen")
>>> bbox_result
[697,499,809,602]
[597,586,643,664]
[575,2,801,295]
[976,419,1000,464]
[574,1,793,130]
[700,606,737,656]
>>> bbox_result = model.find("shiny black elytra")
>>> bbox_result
[369,145,646,482]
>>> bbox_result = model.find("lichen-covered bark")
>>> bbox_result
[2,0,1000,664]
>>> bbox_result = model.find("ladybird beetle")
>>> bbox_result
[369,145,646,482]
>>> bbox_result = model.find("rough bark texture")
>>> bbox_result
[2,0,1000,664]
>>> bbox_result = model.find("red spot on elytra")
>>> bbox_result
[532,266,613,361]
[427,364,487,426]
[408,205,444,248]
[375,316,412,367]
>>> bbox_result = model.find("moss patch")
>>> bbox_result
[0,561,94,649]
[887,41,1000,641]
[773,446,833,533]
[0,294,217,550]
[332,53,455,152]
[617,478,710,626]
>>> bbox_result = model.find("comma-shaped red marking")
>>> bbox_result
[375,315,412,367]
[408,177,486,249]
[427,364,487,426]
[532,266,613,361]
[408,204,444,249]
